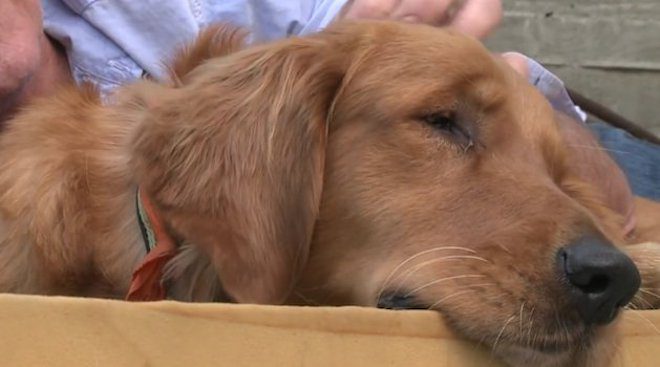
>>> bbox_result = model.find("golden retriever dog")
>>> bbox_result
[0,20,658,367]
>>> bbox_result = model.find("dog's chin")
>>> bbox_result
[495,344,576,367]
[488,324,620,367]
[443,313,617,367]
[375,294,621,367]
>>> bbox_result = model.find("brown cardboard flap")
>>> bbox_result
[0,294,658,366]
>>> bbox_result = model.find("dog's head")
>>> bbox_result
[129,21,640,366]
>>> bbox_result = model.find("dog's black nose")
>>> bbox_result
[558,235,640,325]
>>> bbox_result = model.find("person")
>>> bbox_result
[0,0,502,122]
[0,0,70,122]
[0,0,657,228]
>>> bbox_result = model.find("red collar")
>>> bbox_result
[125,188,178,302]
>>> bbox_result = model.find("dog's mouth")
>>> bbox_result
[376,293,432,311]
[444,309,592,356]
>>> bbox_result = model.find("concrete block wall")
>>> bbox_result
[486,0,660,134]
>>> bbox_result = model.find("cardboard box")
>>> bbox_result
[0,294,657,366]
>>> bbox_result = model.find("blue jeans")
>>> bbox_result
[589,122,660,201]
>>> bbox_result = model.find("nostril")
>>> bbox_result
[568,272,610,295]
[562,251,610,295]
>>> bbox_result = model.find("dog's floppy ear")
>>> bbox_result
[555,111,636,236]
[166,24,248,85]
[129,27,356,304]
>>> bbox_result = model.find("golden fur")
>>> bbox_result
[0,21,659,367]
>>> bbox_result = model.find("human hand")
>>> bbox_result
[340,0,503,39]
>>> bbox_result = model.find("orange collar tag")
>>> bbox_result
[126,189,178,302]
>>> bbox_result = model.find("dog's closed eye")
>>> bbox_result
[421,110,474,151]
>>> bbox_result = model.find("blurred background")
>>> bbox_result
[487,0,660,135]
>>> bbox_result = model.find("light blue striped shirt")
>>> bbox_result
[42,0,348,96]
[41,0,585,122]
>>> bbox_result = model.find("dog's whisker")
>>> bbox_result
[560,312,571,347]
[566,144,636,156]
[428,283,497,309]
[639,287,660,299]
[462,281,495,290]
[628,311,660,336]
[476,334,490,354]
[390,255,490,295]
[518,301,526,336]
[404,274,485,298]
[632,294,653,310]
[526,306,536,348]
[376,246,477,300]
[427,290,475,310]
[491,315,516,355]
[550,303,570,347]
[426,284,497,310]
[495,242,512,255]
